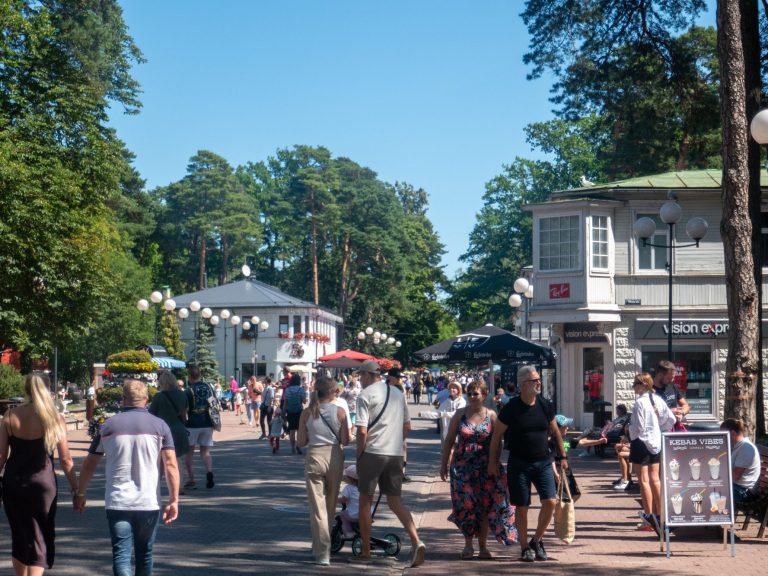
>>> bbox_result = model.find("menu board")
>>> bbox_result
[661,431,734,527]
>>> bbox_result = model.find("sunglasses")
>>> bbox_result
[468,392,482,397]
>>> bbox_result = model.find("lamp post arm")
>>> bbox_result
[640,239,702,249]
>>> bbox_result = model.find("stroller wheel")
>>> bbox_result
[383,533,401,556]
[351,536,363,557]
[330,525,344,553]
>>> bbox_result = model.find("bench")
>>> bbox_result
[735,444,768,538]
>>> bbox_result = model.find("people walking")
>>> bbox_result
[353,359,426,567]
[440,379,516,560]
[0,373,79,576]
[149,371,189,491]
[297,377,349,566]
[259,377,275,439]
[184,364,216,490]
[282,373,308,454]
[75,380,179,576]
[488,365,568,562]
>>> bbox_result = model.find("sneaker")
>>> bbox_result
[410,541,426,567]
[520,547,535,562]
[403,474,412,482]
[529,538,547,561]
[183,480,197,489]
[611,477,624,486]
[613,480,630,490]
[640,512,660,537]
[315,558,330,566]
[206,471,215,489]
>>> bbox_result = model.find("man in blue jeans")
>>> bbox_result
[76,380,179,575]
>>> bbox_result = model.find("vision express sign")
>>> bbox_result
[635,319,731,340]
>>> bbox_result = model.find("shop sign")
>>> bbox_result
[563,322,608,343]
[549,283,570,299]
[635,319,730,340]
[661,431,733,527]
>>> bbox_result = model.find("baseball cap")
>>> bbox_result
[358,359,381,374]
[555,414,574,427]
[387,368,402,379]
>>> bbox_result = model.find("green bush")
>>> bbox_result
[0,364,25,399]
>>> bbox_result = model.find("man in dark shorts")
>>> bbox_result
[489,365,568,562]
[354,359,426,567]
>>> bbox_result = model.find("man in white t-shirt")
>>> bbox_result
[354,359,425,567]
[721,418,761,503]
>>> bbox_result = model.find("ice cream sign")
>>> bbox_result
[661,432,734,528]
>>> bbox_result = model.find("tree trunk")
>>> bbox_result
[339,232,350,327]
[742,0,764,436]
[717,0,758,438]
[198,233,207,290]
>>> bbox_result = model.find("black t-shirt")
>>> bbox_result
[653,383,682,410]
[499,395,556,462]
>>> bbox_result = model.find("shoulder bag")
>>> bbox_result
[554,468,576,543]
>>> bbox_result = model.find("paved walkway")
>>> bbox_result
[0,403,765,574]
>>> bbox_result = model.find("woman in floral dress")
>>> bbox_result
[440,380,517,560]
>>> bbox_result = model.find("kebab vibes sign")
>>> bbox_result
[661,432,734,526]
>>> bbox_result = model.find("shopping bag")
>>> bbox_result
[554,468,576,543]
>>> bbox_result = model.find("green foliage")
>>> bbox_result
[190,320,219,384]
[160,311,184,360]
[0,364,25,399]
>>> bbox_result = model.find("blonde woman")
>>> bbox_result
[297,377,349,566]
[628,372,676,535]
[0,373,78,576]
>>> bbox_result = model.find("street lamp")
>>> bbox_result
[242,316,269,379]
[137,289,176,343]
[509,277,534,339]
[634,200,708,359]
[357,327,401,354]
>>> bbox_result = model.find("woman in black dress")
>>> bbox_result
[0,372,78,576]
[149,371,189,489]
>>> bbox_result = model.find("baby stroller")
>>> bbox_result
[330,491,401,557]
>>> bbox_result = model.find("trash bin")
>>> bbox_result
[592,400,612,428]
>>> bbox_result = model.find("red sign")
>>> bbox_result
[549,283,570,299]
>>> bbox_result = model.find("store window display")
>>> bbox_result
[641,346,713,416]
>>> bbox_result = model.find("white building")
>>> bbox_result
[173,279,343,383]
[524,170,767,429]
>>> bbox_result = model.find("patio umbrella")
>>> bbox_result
[446,325,555,367]
[413,324,513,364]
[317,349,376,362]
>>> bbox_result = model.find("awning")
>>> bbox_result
[151,356,186,369]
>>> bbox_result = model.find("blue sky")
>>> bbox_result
[110,1,715,278]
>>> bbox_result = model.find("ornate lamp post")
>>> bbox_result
[508,277,534,339]
[357,326,401,355]
[634,200,708,359]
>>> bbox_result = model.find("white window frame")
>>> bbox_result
[590,215,610,272]
[633,212,670,274]
[539,214,581,272]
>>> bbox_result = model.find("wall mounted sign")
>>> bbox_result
[549,283,570,299]
[624,298,642,305]
[635,319,730,340]
[563,322,608,343]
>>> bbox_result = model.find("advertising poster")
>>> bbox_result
[661,431,734,527]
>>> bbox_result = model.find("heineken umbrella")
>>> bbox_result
[446,325,555,367]
[413,324,516,364]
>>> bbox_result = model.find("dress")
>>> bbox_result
[3,436,58,568]
[149,389,189,457]
[448,412,517,543]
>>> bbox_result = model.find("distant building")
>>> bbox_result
[173,278,343,383]
[524,169,768,428]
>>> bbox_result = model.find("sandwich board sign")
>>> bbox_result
[660,431,735,557]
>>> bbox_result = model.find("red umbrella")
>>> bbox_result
[318,349,376,362]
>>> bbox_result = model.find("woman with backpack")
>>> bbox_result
[283,373,308,454]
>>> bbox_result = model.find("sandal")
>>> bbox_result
[460,545,474,559]
[478,548,492,560]
[183,480,197,489]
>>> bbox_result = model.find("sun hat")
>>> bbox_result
[555,414,574,427]
[344,464,358,480]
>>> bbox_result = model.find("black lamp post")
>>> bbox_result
[633,200,708,360]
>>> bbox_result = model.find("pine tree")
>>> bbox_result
[191,319,219,383]
[160,311,184,360]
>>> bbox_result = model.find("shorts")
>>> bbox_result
[357,452,403,497]
[629,438,660,465]
[252,400,262,410]
[286,411,301,431]
[187,427,214,447]
[506,456,557,507]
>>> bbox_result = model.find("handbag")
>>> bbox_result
[206,384,222,432]
[554,468,576,543]
[563,466,581,503]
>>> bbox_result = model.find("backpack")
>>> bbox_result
[284,385,304,414]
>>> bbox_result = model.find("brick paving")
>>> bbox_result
[0,403,765,575]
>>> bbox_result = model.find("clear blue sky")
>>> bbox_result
[110,1,715,278]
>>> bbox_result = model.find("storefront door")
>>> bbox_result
[575,344,612,428]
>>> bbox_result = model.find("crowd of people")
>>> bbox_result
[0,359,764,574]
